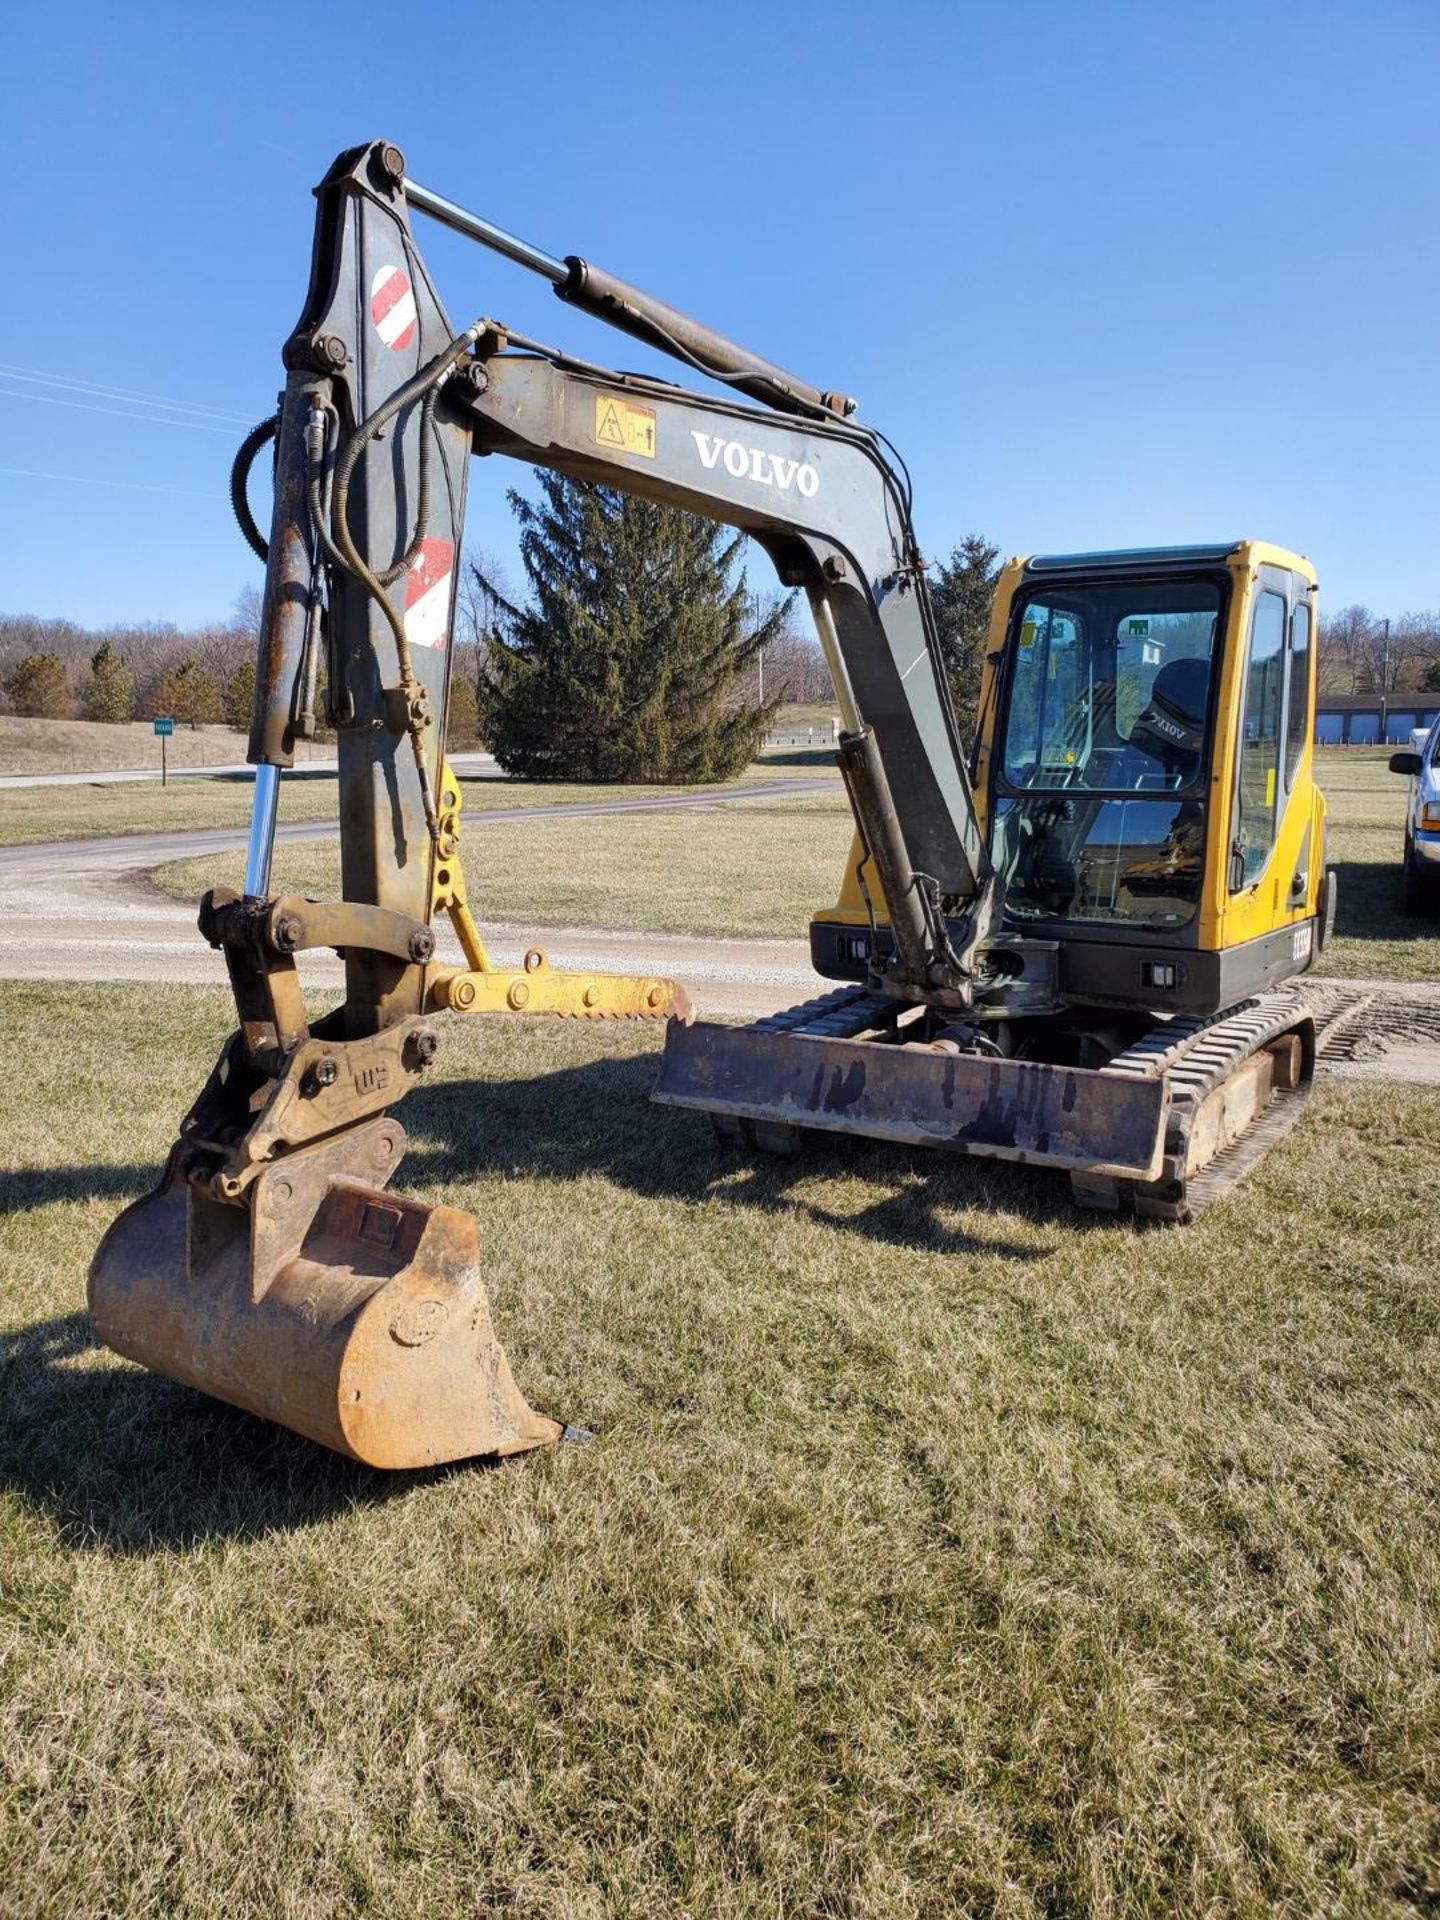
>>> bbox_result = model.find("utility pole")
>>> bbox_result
[1379,617,1391,744]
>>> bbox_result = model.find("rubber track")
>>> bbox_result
[1097,993,1318,1221]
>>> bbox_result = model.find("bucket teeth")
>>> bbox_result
[88,1118,562,1469]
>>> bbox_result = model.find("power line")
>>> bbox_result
[0,361,255,426]
[0,386,240,435]
[0,464,216,499]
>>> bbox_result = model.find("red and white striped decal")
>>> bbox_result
[369,263,417,352]
[403,538,454,650]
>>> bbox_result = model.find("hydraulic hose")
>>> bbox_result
[230,413,278,563]
[329,321,484,838]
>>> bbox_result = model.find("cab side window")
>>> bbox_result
[1285,602,1311,787]
[1233,591,1286,888]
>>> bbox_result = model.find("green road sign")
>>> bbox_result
[153,717,175,737]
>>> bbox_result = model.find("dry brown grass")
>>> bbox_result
[153,787,854,941]
[0,704,834,779]
[0,762,837,849]
[1,980,1438,1916]
[0,715,309,777]
[0,771,339,847]
[1310,750,1440,982]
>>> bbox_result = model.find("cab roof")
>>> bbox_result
[1023,541,1315,583]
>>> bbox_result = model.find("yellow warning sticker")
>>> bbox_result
[1019,620,1037,649]
[1265,766,1276,808]
[594,395,656,458]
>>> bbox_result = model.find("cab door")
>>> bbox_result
[1224,561,1317,945]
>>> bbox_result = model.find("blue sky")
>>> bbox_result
[7,0,1438,629]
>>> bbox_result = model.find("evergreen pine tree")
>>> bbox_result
[929,535,1002,730]
[480,475,787,782]
[224,658,256,731]
[81,640,136,723]
[5,652,70,718]
[445,675,481,748]
[154,656,223,727]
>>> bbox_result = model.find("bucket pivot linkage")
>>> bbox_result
[90,799,691,1469]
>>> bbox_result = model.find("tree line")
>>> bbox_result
[0,597,261,729]
[462,483,1006,782]
[5,480,1435,780]
[0,477,1002,781]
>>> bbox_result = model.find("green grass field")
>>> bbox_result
[2,981,1438,1916]
[147,750,1440,982]
[3,744,1437,1914]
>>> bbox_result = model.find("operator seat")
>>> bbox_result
[1127,656,1209,786]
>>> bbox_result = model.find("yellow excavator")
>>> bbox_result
[680,540,1333,1220]
[89,142,1334,1470]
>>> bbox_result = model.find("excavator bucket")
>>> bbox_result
[88,1118,561,1468]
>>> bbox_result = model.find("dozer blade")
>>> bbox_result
[655,1020,1172,1180]
[88,1118,562,1469]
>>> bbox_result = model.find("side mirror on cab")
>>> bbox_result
[1389,750,1423,775]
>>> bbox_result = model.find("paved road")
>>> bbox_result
[0,779,837,1020]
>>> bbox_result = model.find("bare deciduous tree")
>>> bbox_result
[1319,604,1440,695]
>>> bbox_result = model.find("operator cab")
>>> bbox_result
[810,540,1326,1016]
[989,560,1226,933]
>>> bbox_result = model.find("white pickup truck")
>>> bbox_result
[1391,714,1440,915]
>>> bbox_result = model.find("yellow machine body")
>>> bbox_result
[812,541,1328,1014]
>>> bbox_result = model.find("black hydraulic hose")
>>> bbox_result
[379,383,441,586]
[330,328,478,604]
[230,413,278,562]
[329,321,484,837]
[303,401,355,730]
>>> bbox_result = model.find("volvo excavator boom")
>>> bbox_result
[89,139,1000,1468]
[237,141,996,1005]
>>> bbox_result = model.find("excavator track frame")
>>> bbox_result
[662,990,1319,1224]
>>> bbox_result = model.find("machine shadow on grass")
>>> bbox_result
[0,1048,1078,1550]
[754,746,836,770]
[1329,858,1435,945]
[401,1052,1075,1262]
[0,1312,458,1556]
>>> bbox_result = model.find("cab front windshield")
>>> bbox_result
[1001,578,1221,793]
[993,577,1223,931]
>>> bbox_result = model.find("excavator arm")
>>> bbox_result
[88,139,996,1469]
[459,352,995,956]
